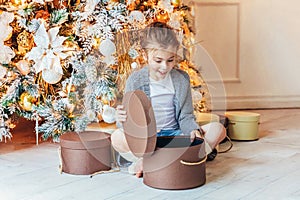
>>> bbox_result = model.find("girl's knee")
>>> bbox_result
[211,122,226,139]
[111,129,129,153]
[201,122,226,148]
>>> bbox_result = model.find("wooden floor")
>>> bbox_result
[1,109,300,200]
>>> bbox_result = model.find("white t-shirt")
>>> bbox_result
[150,73,178,131]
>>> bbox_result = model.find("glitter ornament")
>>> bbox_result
[42,69,63,84]
[19,92,37,111]
[99,39,116,57]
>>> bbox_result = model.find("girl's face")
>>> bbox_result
[147,48,177,81]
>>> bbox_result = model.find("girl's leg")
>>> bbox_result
[111,129,143,177]
[111,128,130,153]
[201,122,226,150]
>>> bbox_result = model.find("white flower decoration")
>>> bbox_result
[0,12,15,64]
[26,22,70,76]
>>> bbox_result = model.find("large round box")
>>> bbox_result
[225,111,260,141]
[143,136,206,190]
[195,112,220,126]
[122,90,206,190]
[60,131,111,175]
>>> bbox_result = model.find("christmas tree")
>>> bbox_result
[0,0,210,142]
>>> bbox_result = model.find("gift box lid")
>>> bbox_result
[122,90,157,157]
[60,131,110,150]
[225,111,260,122]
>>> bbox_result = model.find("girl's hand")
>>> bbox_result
[116,105,127,123]
[190,128,205,142]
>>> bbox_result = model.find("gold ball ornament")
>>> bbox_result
[17,31,33,47]
[16,60,30,76]
[156,10,170,23]
[17,30,34,55]
[171,0,181,8]
[11,0,23,6]
[19,92,37,111]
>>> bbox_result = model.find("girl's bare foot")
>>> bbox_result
[135,158,143,178]
[128,158,143,178]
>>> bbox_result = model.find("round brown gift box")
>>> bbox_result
[143,136,206,190]
[60,131,111,175]
[122,90,206,190]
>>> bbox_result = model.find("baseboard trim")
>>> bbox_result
[225,95,300,110]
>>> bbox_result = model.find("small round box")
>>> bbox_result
[60,131,111,175]
[225,111,260,141]
[195,112,220,126]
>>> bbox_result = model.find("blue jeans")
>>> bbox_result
[156,129,182,137]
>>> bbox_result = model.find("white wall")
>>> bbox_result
[186,0,300,109]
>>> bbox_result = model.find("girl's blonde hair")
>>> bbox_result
[140,22,180,51]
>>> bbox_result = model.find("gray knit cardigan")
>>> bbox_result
[124,66,200,135]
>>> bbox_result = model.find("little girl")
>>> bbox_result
[111,22,226,177]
